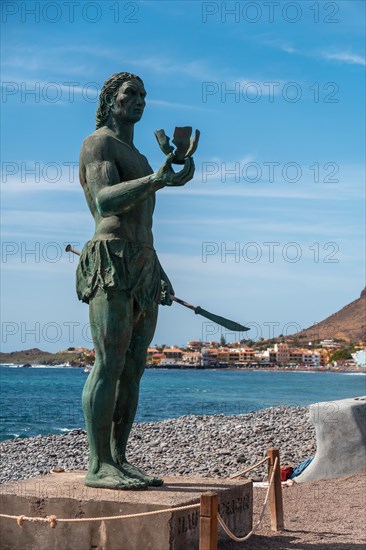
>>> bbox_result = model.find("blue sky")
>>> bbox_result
[1,0,365,352]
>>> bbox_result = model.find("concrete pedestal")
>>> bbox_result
[0,472,252,550]
[296,396,366,483]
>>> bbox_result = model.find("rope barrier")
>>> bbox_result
[217,457,278,543]
[0,503,200,528]
[229,456,269,479]
[1,453,276,539]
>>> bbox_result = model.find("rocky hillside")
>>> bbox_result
[0,348,88,366]
[296,288,366,342]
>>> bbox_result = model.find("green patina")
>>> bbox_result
[77,72,197,490]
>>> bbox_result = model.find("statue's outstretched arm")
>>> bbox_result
[85,153,194,217]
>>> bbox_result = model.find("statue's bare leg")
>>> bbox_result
[111,301,163,486]
[82,290,148,490]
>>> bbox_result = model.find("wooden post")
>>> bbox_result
[199,492,218,550]
[267,448,284,531]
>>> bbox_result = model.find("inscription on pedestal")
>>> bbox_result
[177,509,199,535]
[171,482,252,550]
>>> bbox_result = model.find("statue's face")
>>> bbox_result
[112,79,146,124]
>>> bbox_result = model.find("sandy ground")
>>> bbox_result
[222,473,366,549]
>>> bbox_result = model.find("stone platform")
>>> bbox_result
[0,472,252,550]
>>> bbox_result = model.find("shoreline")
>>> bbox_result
[1,363,364,374]
[0,405,316,484]
[148,366,365,374]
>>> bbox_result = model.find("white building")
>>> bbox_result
[352,350,366,368]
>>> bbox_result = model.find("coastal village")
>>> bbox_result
[49,338,366,371]
[59,288,366,371]
[2,338,365,372]
[2,288,365,371]
[146,339,366,370]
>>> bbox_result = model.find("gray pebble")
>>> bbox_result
[0,406,316,484]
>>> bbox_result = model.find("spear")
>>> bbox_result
[65,245,249,332]
[172,296,249,332]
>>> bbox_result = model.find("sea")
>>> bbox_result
[0,365,365,441]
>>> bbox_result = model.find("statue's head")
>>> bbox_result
[96,72,145,129]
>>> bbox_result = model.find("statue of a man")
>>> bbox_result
[76,72,195,489]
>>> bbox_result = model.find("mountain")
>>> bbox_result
[295,288,366,342]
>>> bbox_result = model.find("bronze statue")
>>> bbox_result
[76,73,196,489]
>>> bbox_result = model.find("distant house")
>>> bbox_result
[162,347,183,362]
[320,339,341,349]
[151,353,165,365]
[352,349,366,368]
[147,348,159,362]
[182,351,201,365]
[201,348,218,366]
[187,340,202,350]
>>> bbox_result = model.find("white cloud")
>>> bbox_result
[1,52,93,76]
[157,251,357,292]
[2,43,288,102]
[281,45,297,54]
[1,77,207,111]
[1,256,79,274]
[159,162,365,201]
[260,39,297,55]
[1,209,91,237]
[1,170,80,193]
[148,99,207,111]
[322,52,366,66]
[156,216,355,237]
[160,180,360,202]
[260,38,365,67]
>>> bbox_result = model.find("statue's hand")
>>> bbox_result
[154,154,195,187]
[160,278,174,306]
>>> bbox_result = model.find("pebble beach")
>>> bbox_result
[1,405,365,550]
[0,405,316,484]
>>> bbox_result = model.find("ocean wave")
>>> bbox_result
[28,365,74,369]
[340,372,366,376]
[0,364,73,369]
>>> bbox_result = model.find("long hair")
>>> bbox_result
[95,72,144,129]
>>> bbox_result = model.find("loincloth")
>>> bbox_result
[76,239,161,310]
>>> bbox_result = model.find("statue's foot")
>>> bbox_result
[85,462,148,490]
[118,460,164,487]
